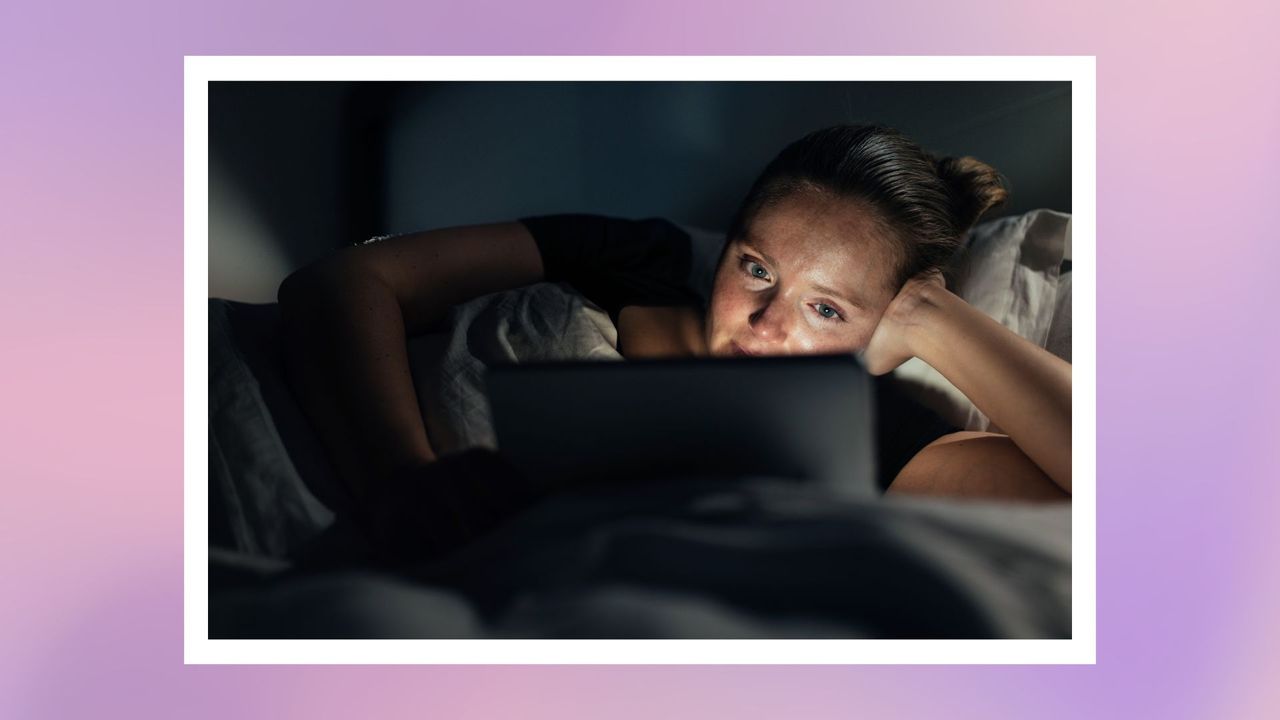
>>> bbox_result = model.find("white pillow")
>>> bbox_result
[408,282,622,455]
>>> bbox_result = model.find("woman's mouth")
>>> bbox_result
[730,341,755,357]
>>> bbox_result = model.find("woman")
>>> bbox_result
[278,125,1071,558]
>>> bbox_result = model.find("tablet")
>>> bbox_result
[485,354,877,498]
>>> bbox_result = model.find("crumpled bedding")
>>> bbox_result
[214,480,1070,639]
[207,283,1071,639]
[413,281,623,455]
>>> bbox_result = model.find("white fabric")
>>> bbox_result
[1046,271,1072,363]
[409,282,623,455]
[208,301,336,557]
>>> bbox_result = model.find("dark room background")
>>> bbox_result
[209,81,1071,302]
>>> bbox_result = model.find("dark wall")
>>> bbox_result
[209,82,349,302]
[209,81,1070,302]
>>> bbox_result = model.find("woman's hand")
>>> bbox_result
[861,270,947,376]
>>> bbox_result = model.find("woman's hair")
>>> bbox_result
[724,124,1010,288]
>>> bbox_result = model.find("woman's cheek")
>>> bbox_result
[795,330,848,355]
[705,289,739,348]
[710,284,747,323]
[809,319,875,354]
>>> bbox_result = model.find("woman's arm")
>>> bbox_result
[277,222,544,502]
[864,273,1072,495]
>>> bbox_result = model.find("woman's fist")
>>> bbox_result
[861,270,947,376]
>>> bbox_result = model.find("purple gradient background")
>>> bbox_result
[3,0,1278,716]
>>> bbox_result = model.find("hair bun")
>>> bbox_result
[934,155,1010,233]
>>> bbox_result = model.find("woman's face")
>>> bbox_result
[705,189,901,357]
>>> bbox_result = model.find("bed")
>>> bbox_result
[206,209,1074,639]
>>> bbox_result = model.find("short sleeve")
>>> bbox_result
[517,213,703,324]
[872,374,961,491]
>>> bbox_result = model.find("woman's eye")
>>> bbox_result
[740,257,771,281]
[813,303,843,322]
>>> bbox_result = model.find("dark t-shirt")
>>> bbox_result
[517,213,960,491]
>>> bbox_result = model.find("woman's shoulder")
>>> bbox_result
[615,305,707,359]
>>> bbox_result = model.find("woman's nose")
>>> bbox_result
[748,296,790,344]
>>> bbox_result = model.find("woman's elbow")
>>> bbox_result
[277,254,370,320]
[279,258,340,308]
[889,433,1070,502]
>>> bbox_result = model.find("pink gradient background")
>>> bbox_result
[3,0,1278,716]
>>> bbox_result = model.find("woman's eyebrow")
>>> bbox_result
[739,241,779,269]
[812,282,867,309]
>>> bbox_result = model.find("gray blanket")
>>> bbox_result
[207,284,1071,639]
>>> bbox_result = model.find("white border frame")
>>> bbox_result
[186,56,1095,664]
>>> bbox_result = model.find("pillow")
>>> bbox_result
[1045,271,1072,363]
[890,209,1072,431]
[410,282,623,455]
[209,300,337,557]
